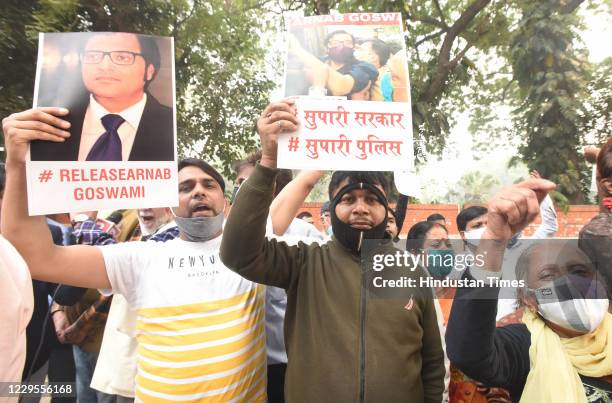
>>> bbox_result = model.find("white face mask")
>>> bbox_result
[532,275,610,334]
[537,298,609,334]
[463,227,486,248]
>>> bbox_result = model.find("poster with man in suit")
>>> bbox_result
[26,32,178,215]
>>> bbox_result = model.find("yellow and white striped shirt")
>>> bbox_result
[101,236,266,402]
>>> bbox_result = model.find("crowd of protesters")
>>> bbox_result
[1,95,611,403]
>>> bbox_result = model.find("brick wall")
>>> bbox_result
[297,203,600,237]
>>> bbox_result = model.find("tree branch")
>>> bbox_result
[415,29,446,47]
[171,0,199,38]
[559,0,586,14]
[501,78,516,101]
[420,0,492,103]
[449,41,473,69]
[408,13,448,30]
[241,0,275,12]
[433,0,449,28]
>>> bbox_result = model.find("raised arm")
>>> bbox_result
[446,275,531,398]
[1,108,109,289]
[220,100,307,289]
[446,178,556,396]
[270,170,323,235]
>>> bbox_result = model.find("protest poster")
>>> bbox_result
[26,32,178,215]
[279,12,414,171]
[278,98,413,170]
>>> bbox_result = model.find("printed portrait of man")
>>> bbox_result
[30,32,175,161]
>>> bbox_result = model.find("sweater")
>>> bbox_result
[220,163,445,403]
[446,271,612,402]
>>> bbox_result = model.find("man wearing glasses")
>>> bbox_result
[30,32,174,161]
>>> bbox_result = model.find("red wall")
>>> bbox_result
[297,203,600,237]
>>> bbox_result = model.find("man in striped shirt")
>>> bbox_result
[2,108,266,402]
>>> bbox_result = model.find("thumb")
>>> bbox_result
[516,178,556,204]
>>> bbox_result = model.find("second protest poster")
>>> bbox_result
[279,12,414,172]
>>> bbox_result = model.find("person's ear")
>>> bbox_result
[521,290,539,314]
[145,63,155,82]
[223,198,230,217]
[599,178,612,196]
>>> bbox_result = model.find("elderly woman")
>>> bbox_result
[447,238,612,402]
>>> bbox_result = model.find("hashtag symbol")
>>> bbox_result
[38,169,53,183]
[287,137,299,152]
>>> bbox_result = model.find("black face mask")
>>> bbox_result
[330,182,389,254]
[328,46,354,64]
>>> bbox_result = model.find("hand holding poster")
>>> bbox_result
[279,12,414,172]
[26,32,177,215]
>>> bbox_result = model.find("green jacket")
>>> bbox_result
[220,164,445,403]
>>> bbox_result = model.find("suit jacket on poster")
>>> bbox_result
[30,94,174,161]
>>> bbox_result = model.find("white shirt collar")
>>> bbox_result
[89,93,147,130]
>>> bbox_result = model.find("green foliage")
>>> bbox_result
[329,0,510,162]
[0,0,275,174]
[581,57,612,145]
[2,0,609,203]
[443,170,499,204]
[1,1,76,120]
[510,0,591,203]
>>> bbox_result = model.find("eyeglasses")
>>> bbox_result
[80,50,144,65]
[328,40,354,48]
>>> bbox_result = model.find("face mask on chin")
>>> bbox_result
[531,274,610,334]
[330,182,388,254]
[173,211,224,243]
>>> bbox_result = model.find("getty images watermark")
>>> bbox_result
[370,248,524,289]
[360,238,611,300]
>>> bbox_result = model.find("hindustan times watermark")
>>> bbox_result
[361,238,611,300]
